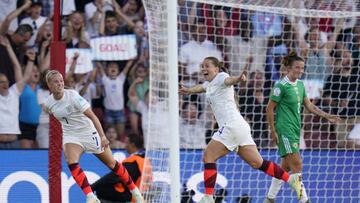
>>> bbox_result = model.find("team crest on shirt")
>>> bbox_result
[293,143,298,148]
[273,88,281,96]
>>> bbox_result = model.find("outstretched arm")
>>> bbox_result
[179,83,205,95]
[128,77,143,107]
[66,52,79,79]
[303,97,340,123]
[224,56,252,86]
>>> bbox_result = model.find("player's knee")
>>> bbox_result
[202,152,215,163]
[291,160,303,172]
[65,156,78,165]
[106,159,117,169]
[249,160,262,169]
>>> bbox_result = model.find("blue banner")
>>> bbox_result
[0,150,359,203]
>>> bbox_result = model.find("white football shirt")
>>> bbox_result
[102,73,126,111]
[202,72,243,126]
[44,89,96,136]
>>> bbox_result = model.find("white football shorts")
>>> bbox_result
[63,132,104,154]
[212,119,256,151]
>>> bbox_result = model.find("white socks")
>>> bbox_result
[267,177,284,199]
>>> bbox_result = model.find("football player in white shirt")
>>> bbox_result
[44,70,144,203]
[179,57,302,203]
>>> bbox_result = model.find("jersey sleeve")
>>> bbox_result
[43,96,52,114]
[71,90,90,113]
[270,82,283,103]
[217,72,229,87]
[202,81,209,90]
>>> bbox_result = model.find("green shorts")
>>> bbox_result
[277,133,300,157]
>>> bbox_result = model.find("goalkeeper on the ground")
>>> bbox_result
[264,51,340,203]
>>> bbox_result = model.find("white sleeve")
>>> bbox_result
[71,90,90,113]
[216,72,229,86]
[10,84,21,96]
[37,90,45,105]
[119,72,126,81]
[202,81,209,90]
[43,96,52,114]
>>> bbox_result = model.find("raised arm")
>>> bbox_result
[324,18,344,55]
[0,36,33,92]
[79,70,97,96]
[95,61,106,77]
[38,40,51,72]
[179,83,205,95]
[303,97,340,123]
[15,50,35,92]
[224,56,251,86]
[66,52,79,79]
[98,7,106,36]
[0,0,32,35]
[89,1,104,27]
[0,36,22,82]
[112,0,135,29]
[128,77,143,107]
[291,17,308,58]
[122,59,135,76]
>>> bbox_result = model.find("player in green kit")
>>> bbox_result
[264,51,340,203]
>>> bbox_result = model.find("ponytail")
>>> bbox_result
[282,51,304,67]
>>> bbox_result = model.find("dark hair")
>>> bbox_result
[128,134,144,149]
[31,2,43,8]
[204,56,229,73]
[106,61,119,68]
[304,27,318,43]
[105,10,117,19]
[282,51,304,67]
[15,24,33,36]
[190,17,205,32]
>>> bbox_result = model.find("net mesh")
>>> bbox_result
[142,0,360,202]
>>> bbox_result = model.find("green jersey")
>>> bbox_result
[270,76,307,139]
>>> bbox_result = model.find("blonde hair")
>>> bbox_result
[64,11,87,44]
[45,70,62,84]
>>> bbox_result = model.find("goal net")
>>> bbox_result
[142,0,360,202]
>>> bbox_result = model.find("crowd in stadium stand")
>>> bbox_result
[0,0,360,150]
